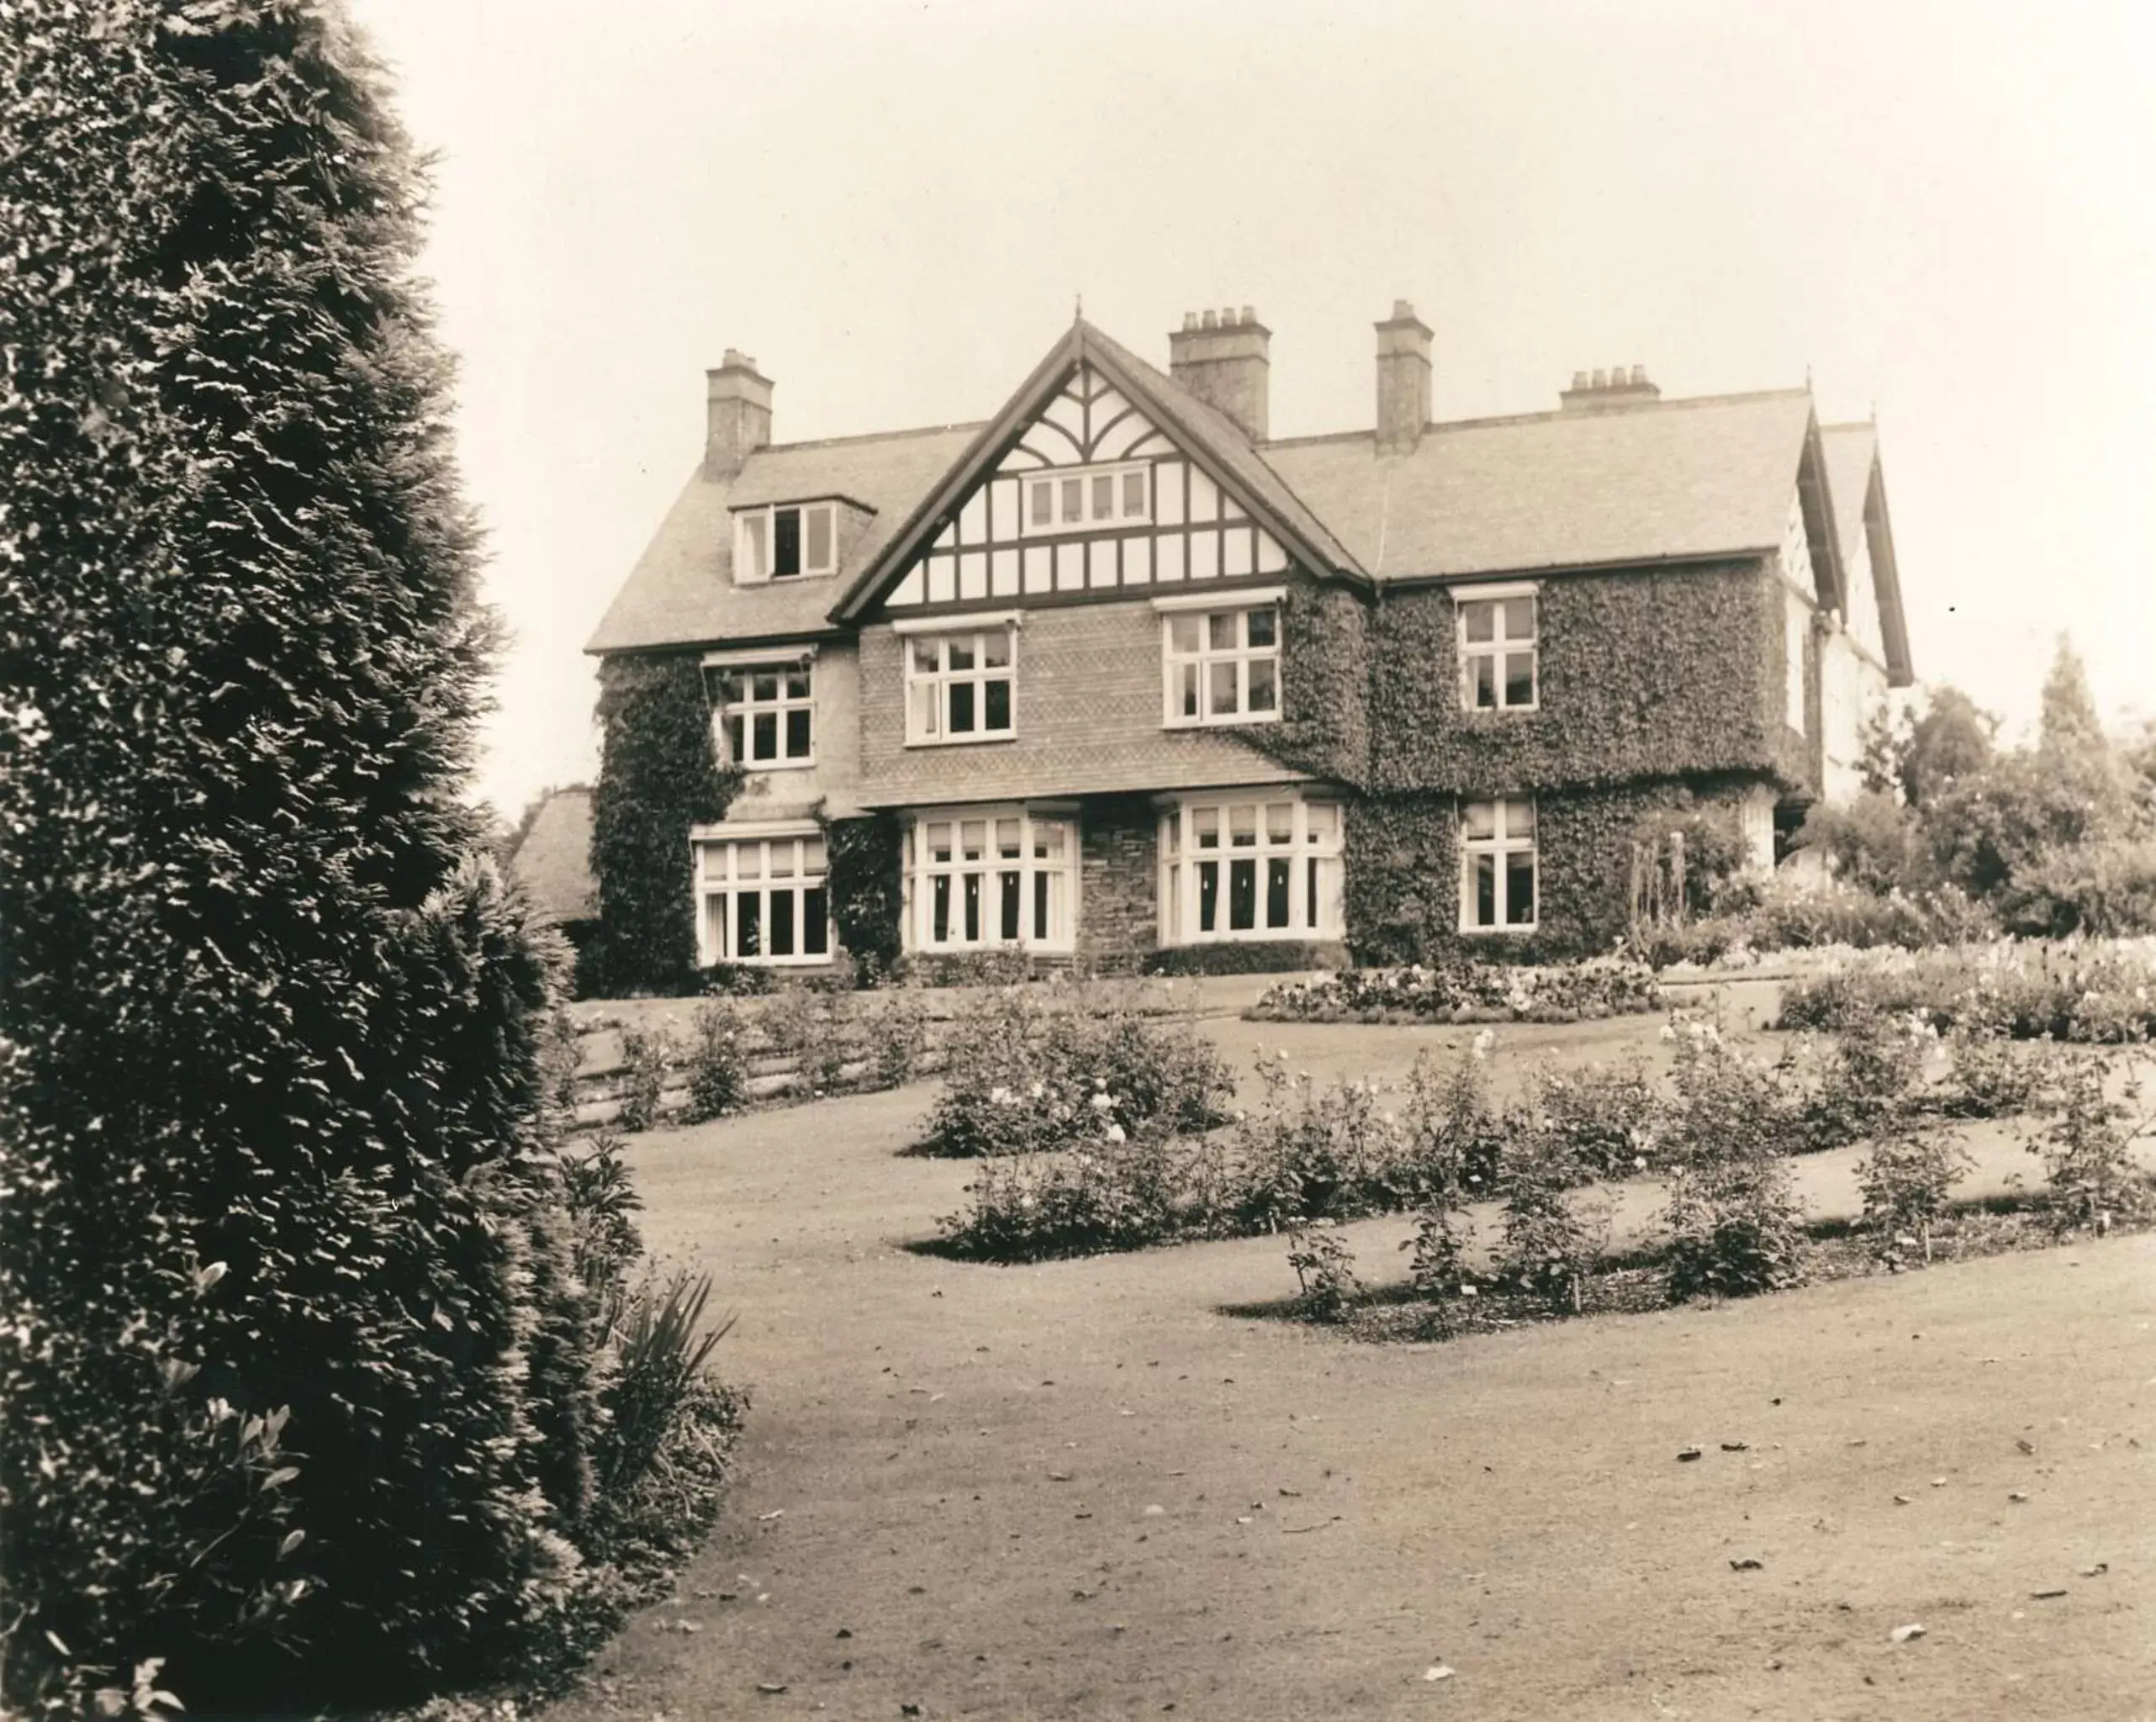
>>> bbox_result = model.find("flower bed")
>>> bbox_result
[1248,955,1662,1025]
[1776,938,2156,1043]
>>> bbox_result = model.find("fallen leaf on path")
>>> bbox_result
[2008,1492,2031,1503]
[1889,1624,1926,1644]
[2079,1563,2109,1577]
[1893,1495,1912,1506]
[1720,1442,1748,1453]
[2031,1588,2068,1600]
[1048,1471,1073,1482]
[755,1683,788,1696]
[1677,1447,1703,1462]
[757,1509,785,1521]
[2016,1439,2035,1455]
[1424,1664,1455,1682]
[1729,1558,1763,1571]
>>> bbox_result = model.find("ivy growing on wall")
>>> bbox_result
[1268,579,1371,787]
[589,655,737,993]
[825,811,905,978]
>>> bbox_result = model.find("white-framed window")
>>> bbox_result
[735,501,838,584]
[695,828,832,965]
[1456,587,1538,710]
[1159,791,1343,944]
[1784,587,1809,733]
[711,661,813,769]
[1023,462,1151,536]
[904,624,1016,744]
[1160,600,1281,726]
[905,807,1076,953]
[1460,798,1536,932]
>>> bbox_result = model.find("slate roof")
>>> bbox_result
[1259,390,1816,582]
[1818,421,1878,568]
[507,786,597,924]
[587,423,982,653]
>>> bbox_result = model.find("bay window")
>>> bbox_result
[1159,791,1342,943]
[695,828,832,965]
[1158,591,1282,726]
[1460,798,1536,932]
[903,621,1017,743]
[906,807,1075,953]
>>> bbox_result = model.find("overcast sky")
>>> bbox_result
[346,0,2156,819]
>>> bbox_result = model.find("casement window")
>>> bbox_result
[735,501,837,584]
[1457,589,1538,710]
[1023,462,1151,536]
[1159,792,1343,944]
[906,808,1075,953]
[1460,798,1536,932]
[904,624,1016,744]
[695,829,832,965]
[712,662,813,769]
[1159,600,1281,727]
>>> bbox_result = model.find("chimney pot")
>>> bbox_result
[1591,368,1607,389]
[1373,299,1434,455]
[1392,298,1414,320]
[1168,301,1271,440]
[1630,363,1647,385]
[1571,370,1590,390]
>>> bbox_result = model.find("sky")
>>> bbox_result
[345,0,2156,820]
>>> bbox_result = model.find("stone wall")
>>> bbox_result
[1075,793,1160,969]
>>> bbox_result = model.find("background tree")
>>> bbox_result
[1,2,604,1709]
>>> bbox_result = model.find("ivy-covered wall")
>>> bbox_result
[1269,578,1371,787]
[589,652,737,993]
[1364,563,1789,795]
[1344,776,1759,964]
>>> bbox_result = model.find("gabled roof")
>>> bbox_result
[1820,421,1916,685]
[506,786,597,924]
[1261,390,1818,581]
[831,319,1363,622]
[586,423,981,654]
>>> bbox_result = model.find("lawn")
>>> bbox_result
[543,1000,2155,1721]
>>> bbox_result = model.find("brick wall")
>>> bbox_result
[1075,794,1160,969]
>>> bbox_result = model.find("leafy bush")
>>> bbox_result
[593,1268,736,1502]
[615,1027,672,1133]
[2025,1053,2153,1234]
[694,962,778,998]
[1493,1117,1612,1313]
[1800,1009,1935,1150]
[1855,1128,1974,1266]
[1233,1064,1410,1231]
[920,984,1232,1157]
[1252,954,1662,1024]
[1286,1223,1363,1323]
[936,1132,1231,1261]
[1794,792,1937,895]
[764,986,854,1096]
[1996,837,2156,939]
[1642,876,1996,968]
[1528,1056,1658,1180]
[680,1002,752,1123]
[867,988,934,1089]
[1657,1022,1807,1299]
[561,1134,644,1294]
[1937,1027,2052,1118]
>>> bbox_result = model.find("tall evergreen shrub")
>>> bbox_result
[1,2,602,1707]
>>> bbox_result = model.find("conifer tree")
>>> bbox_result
[2,2,598,1707]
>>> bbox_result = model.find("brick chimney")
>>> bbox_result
[1374,300,1432,456]
[1167,306,1270,441]
[704,349,773,479]
[1559,362,1661,412]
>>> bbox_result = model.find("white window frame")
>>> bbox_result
[904,806,1078,955]
[734,500,838,584]
[1155,588,1284,728]
[1453,582,1540,712]
[1157,790,1344,945]
[1459,797,1538,933]
[898,615,1017,746]
[693,825,833,966]
[706,657,814,770]
[1023,461,1152,536]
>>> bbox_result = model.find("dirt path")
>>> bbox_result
[547,1016,2156,1721]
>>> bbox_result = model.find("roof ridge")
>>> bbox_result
[758,420,989,455]
[1262,387,1814,448]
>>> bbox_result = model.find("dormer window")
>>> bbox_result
[1023,462,1150,536]
[736,501,837,583]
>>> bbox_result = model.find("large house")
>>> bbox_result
[586,304,1912,975]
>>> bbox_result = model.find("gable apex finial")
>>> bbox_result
[1074,291,1083,322]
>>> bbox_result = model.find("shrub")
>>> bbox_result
[1855,1128,1974,1266]
[1529,1056,1658,1180]
[695,962,778,998]
[1286,1223,1363,1323]
[1801,1009,1935,1150]
[1233,1063,1408,1231]
[560,1134,644,1294]
[1996,837,2156,939]
[1658,1022,1807,1299]
[1937,1027,2052,1118]
[1493,1117,1613,1313]
[2025,1053,2153,1234]
[680,1002,752,1123]
[592,1267,736,1502]
[1250,954,1662,1024]
[615,1027,672,1133]
[1777,940,2156,1043]
[920,984,1232,1157]
[936,1131,1231,1261]
[765,986,854,1096]
[866,988,934,1089]
[1402,1202,1476,1313]
[1794,792,1936,895]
